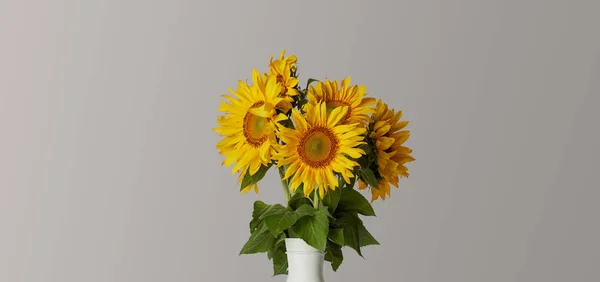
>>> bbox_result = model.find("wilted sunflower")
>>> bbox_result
[304,77,376,125]
[214,70,287,181]
[269,50,299,112]
[274,102,366,198]
[359,99,415,201]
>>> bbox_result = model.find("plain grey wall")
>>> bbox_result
[1,0,599,281]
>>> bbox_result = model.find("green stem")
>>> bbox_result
[278,166,291,204]
[313,187,320,209]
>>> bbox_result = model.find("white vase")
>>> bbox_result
[285,238,325,282]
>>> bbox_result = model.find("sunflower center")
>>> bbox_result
[243,101,268,147]
[298,127,338,168]
[326,100,352,121]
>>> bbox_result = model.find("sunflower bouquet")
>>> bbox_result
[214,50,414,275]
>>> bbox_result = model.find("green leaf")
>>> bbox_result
[259,204,287,220]
[357,153,370,168]
[328,228,345,246]
[240,223,275,255]
[250,218,260,233]
[320,204,335,221]
[334,211,379,257]
[335,212,362,256]
[294,204,316,217]
[358,168,379,189]
[324,241,343,271]
[273,233,286,247]
[287,226,299,238]
[267,233,286,260]
[357,223,379,248]
[288,193,312,210]
[240,163,273,191]
[337,188,376,216]
[265,206,314,236]
[250,201,270,232]
[267,233,288,275]
[271,243,288,276]
[252,201,270,219]
[322,183,342,214]
[291,207,330,251]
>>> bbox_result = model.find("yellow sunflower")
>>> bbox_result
[304,77,376,125]
[359,99,415,201]
[214,69,287,180]
[269,50,299,112]
[274,102,366,198]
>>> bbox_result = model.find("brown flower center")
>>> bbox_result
[243,101,268,147]
[298,127,339,168]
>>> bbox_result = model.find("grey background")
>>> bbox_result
[1,0,599,281]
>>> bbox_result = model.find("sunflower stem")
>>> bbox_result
[278,166,291,205]
[313,187,320,209]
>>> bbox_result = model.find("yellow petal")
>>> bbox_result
[327,106,349,127]
[291,109,308,132]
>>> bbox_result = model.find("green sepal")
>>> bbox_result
[306,78,319,90]
[358,168,379,189]
[240,163,273,191]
